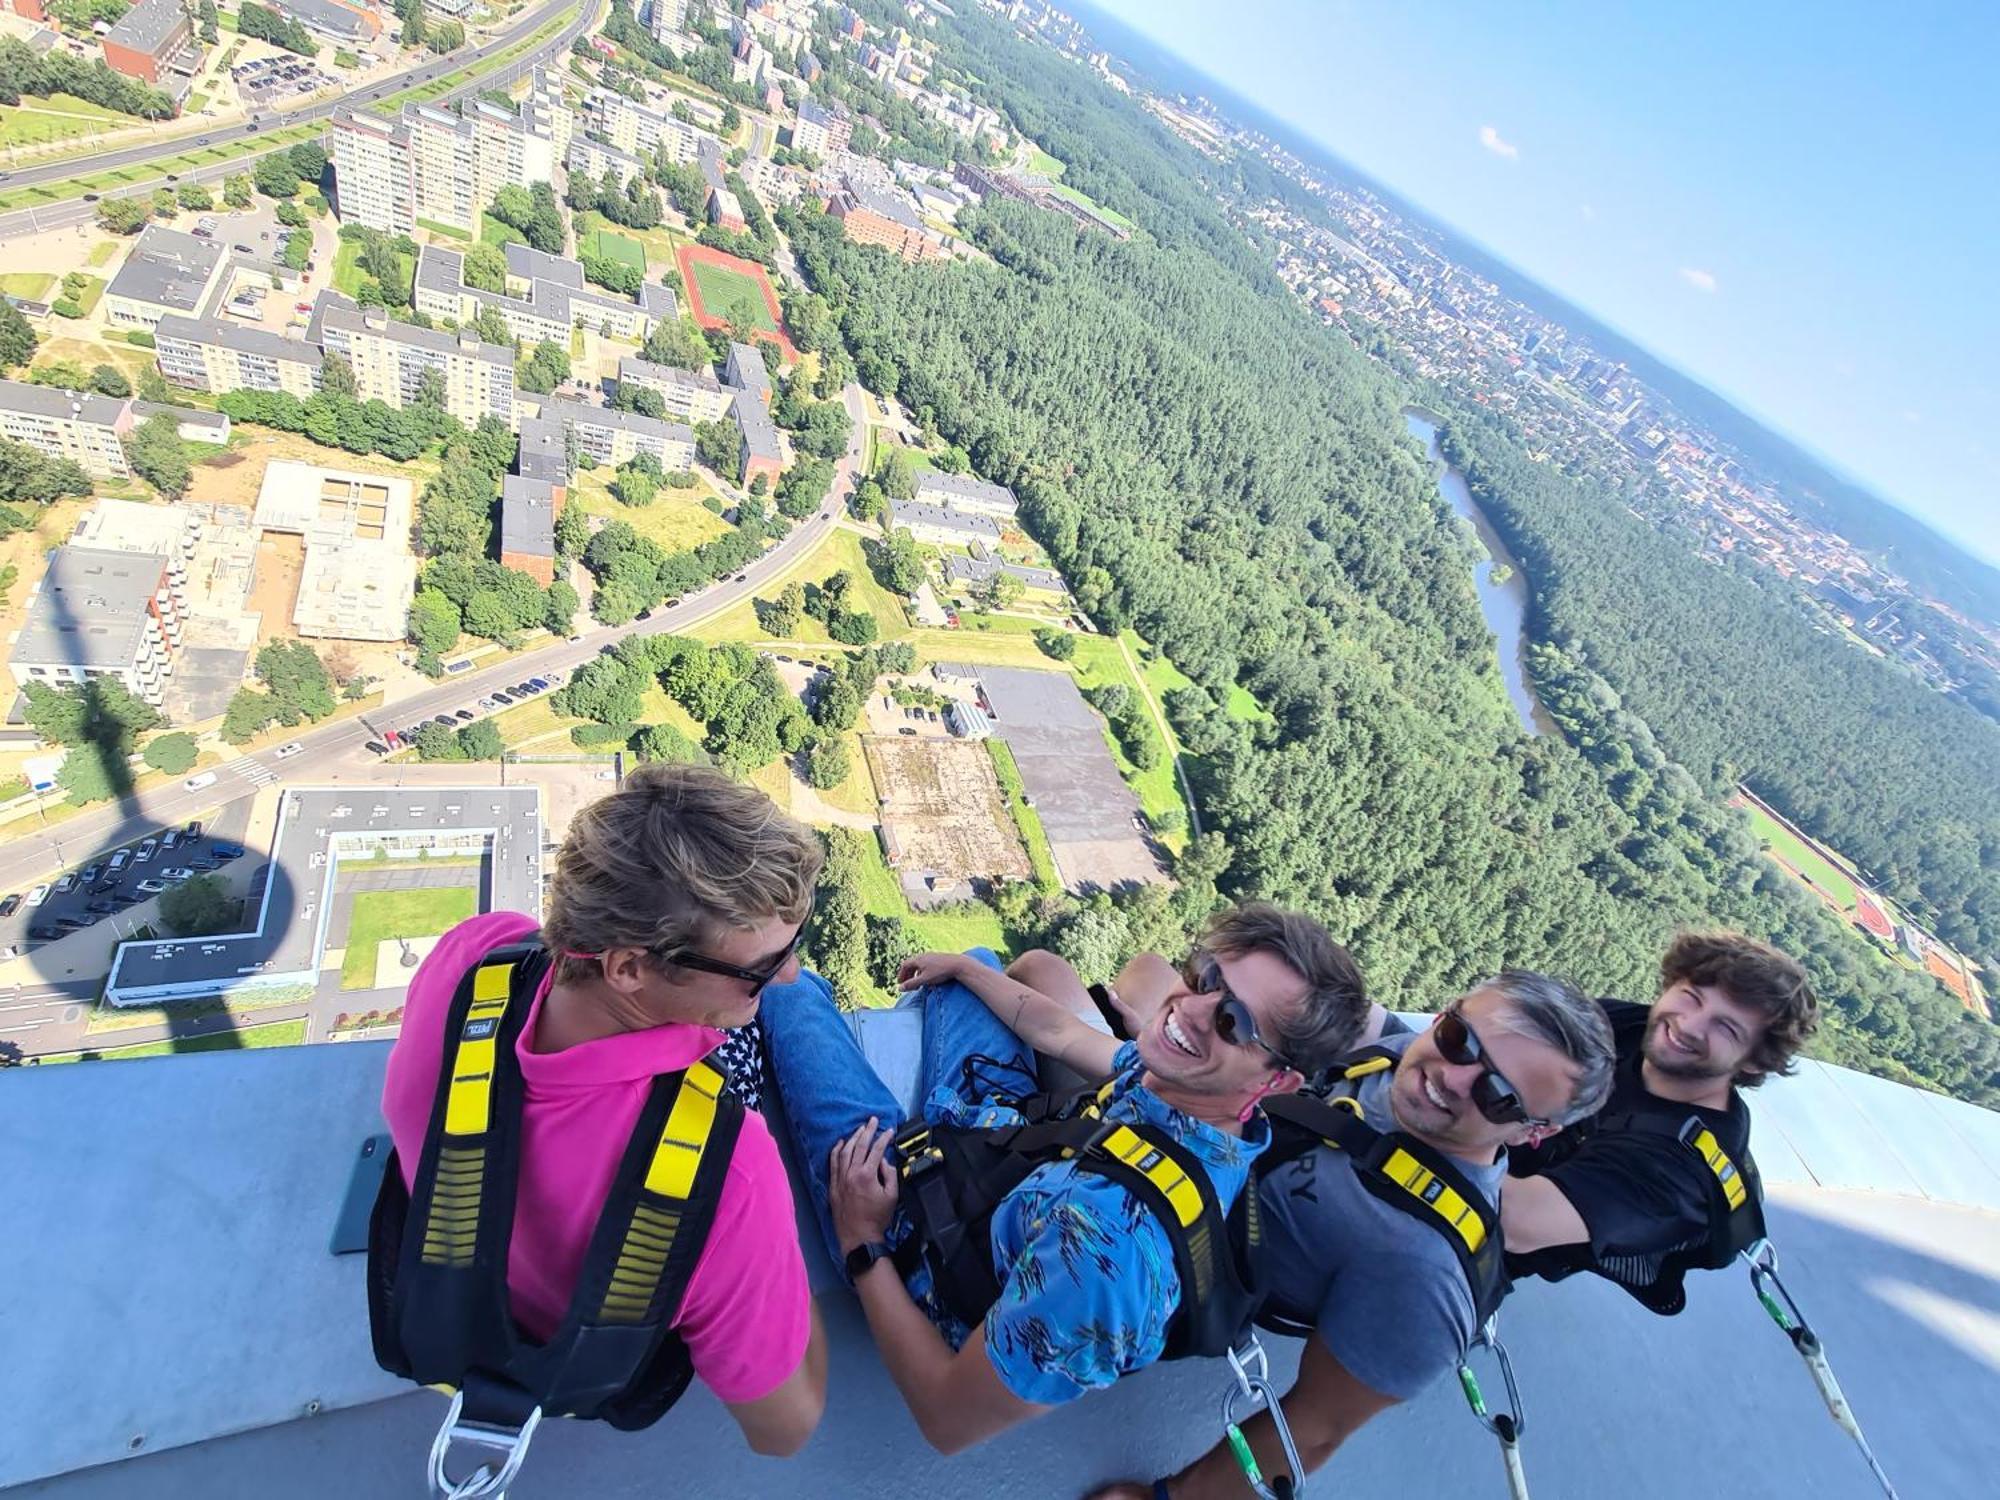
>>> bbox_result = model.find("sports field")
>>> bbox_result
[674,242,794,358]
[1734,792,1858,908]
[582,225,646,272]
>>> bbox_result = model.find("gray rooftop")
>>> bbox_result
[797,96,837,127]
[0,377,126,428]
[127,400,230,438]
[916,467,1017,510]
[103,0,188,56]
[106,225,224,316]
[839,177,924,231]
[542,396,695,445]
[890,497,1002,539]
[10,546,163,671]
[944,554,1063,591]
[515,409,569,484]
[733,388,781,460]
[499,475,557,559]
[617,355,725,396]
[104,786,543,1000]
[420,244,677,333]
[154,313,325,369]
[272,0,371,41]
[725,340,770,393]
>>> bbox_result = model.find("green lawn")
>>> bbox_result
[418,216,474,243]
[480,212,528,248]
[568,467,732,553]
[44,1018,307,1064]
[581,224,646,272]
[333,239,413,302]
[1119,627,1266,723]
[0,94,130,150]
[986,738,1058,891]
[0,271,55,301]
[70,274,105,317]
[340,886,479,990]
[690,258,777,333]
[852,832,1009,983]
[1740,798,1859,908]
[1045,180,1137,234]
[1023,143,1065,178]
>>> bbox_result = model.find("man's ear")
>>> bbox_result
[1268,1066,1306,1099]
[1519,1121,1560,1150]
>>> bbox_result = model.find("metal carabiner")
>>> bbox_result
[1458,1318,1530,1500]
[426,1389,544,1500]
[1219,1338,1306,1500]
[1743,1238,1807,1338]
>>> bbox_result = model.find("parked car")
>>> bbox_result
[275,741,303,759]
[80,863,102,883]
[526,678,549,692]
[161,867,195,882]
[25,884,49,907]
[513,683,537,696]
[87,900,118,915]
[364,740,388,755]
[54,874,77,894]
[0,894,19,917]
[476,698,496,711]
[210,843,246,860]
[185,820,202,840]
[135,878,169,895]
[234,243,254,254]
[432,715,456,728]
[57,913,97,929]
[135,839,158,862]
[898,727,918,737]
[160,832,180,851]
[489,692,513,706]
[734,573,749,582]
[665,599,681,608]
[28,924,62,941]
[108,851,129,874]
[454,709,475,722]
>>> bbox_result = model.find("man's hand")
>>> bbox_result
[829,1117,899,1254]
[897,951,971,992]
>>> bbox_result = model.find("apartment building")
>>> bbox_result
[733,390,783,488]
[541,397,695,472]
[791,97,850,156]
[498,474,559,586]
[10,547,182,707]
[826,179,950,262]
[567,135,648,190]
[0,380,131,479]
[153,314,325,398]
[914,469,1018,520]
[333,93,560,236]
[584,88,708,164]
[412,243,678,347]
[102,225,229,331]
[890,498,1002,548]
[723,341,770,405]
[615,357,733,423]
[313,296,516,430]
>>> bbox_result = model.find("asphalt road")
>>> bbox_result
[0,384,868,1054]
[0,0,593,240]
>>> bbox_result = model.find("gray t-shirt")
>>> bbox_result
[1255,1033,1505,1402]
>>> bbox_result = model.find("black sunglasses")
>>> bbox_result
[1431,1007,1549,1127]
[1182,951,1297,1072]
[657,901,813,996]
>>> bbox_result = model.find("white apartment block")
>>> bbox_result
[542,397,695,472]
[567,135,649,190]
[334,95,560,236]
[585,88,708,164]
[314,297,517,431]
[616,357,734,423]
[0,380,131,479]
[412,243,678,347]
[10,546,182,707]
[153,315,325,399]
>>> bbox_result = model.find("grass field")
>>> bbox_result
[567,468,732,553]
[1045,180,1138,234]
[690,259,778,332]
[0,271,55,301]
[1739,796,1859,908]
[986,738,1059,891]
[46,1019,308,1064]
[340,886,478,990]
[853,833,1008,970]
[418,217,474,243]
[1023,143,1065,178]
[581,224,646,272]
[333,239,414,302]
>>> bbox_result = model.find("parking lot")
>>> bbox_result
[233,55,339,107]
[369,666,569,755]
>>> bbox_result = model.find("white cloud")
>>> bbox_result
[1478,125,1520,160]
[1578,203,1597,221]
[1678,266,1718,293]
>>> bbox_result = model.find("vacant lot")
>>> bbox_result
[866,734,1029,898]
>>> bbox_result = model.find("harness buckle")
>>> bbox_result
[426,1389,543,1500]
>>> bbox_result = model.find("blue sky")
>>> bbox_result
[1092,0,2000,565]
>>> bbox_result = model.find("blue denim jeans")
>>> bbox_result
[759,948,1036,1274]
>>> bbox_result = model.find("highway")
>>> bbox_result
[0,0,595,240]
[0,383,869,1056]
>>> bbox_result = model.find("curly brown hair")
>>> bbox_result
[1660,931,1818,1087]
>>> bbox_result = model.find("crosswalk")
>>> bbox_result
[224,758,277,788]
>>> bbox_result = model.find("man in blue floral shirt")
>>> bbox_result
[759,905,1369,1452]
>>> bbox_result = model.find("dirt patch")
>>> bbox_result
[864,735,1028,903]
[248,531,306,638]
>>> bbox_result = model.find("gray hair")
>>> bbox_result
[1202,902,1370,1076]
[1475,970,1616,1125]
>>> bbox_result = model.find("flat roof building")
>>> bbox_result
[499,475,559,586]
[0,379,130,479]
[724,341,770,403]
[615,357,734,423]
[333,95,559,236]
[827,178,950,262]
[584,88,708,164]
[412,242,677,348]
[252,461,417,641]
[566,134,648,190]
[915,468,1018,518]
[10,546,182,706]
[101,0,194,86]
[733,389,783,486]
[154,313,325,400]
[891,498,1002,547]
[540,397,696,474]
[104,225,229,331]
[314,295,516,431]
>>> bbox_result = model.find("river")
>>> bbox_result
[1403,410,1557,736]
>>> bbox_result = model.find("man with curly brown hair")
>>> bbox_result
[1502,930,1820,1313]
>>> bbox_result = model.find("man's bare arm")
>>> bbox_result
[899,952,1120,1079]
[1499,1172,1590,1255]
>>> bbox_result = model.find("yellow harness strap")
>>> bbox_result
[1324,1052,1488,1256]
[422,956,522,1267]
[1688,1125,1750,1211]
[600,1059,728,1324]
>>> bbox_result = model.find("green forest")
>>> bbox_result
[780,3,1999,1104]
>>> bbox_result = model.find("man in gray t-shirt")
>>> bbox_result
[1089,972,1614,1500]
[1253,1029,1503,1402]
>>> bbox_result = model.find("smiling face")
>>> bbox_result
[1389,986,1582,1160]
[1643,977,1766,1084]
[1136,946,1308,1107]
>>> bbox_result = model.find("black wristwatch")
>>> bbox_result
[844,1240,893,1281]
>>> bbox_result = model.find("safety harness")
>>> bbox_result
[366,939,742,1499]
[1257,1051,1509,1330]
[890,1073,1264,1361]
